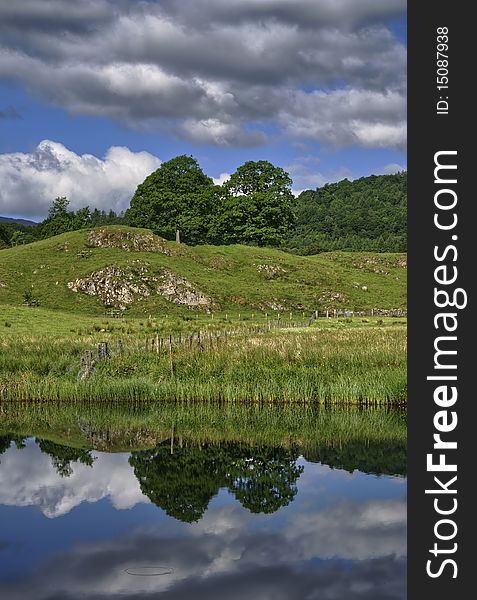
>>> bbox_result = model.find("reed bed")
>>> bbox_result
[0,325,406,404]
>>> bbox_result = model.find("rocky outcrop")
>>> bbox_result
[157,270,213,310]
[68,263,155,309]
[87,228,171,254]
[68,264,214,310]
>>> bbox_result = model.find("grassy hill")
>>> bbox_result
[0,225,406,317]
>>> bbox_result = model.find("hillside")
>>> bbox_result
[0,225,406,316]
[285,172,407,253]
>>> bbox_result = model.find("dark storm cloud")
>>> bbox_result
[154,0,406,30]
[0,0,406,148]
[0,1,113,33]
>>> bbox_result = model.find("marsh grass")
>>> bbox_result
[0,324,406,404]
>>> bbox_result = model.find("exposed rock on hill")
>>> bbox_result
[87,228,171,254]
[68,263,155,309]
[68,263,213,310]
[157,269,213,310]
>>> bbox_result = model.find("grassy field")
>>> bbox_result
[0,315,406,404]
[0,227,407,404]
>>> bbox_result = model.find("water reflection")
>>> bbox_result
[130,442,303,522]
[0,430,406,599]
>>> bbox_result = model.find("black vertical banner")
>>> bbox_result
[408,2,473,598]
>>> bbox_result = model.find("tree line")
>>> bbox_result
[0,156,407,253]
[0,202,122,248]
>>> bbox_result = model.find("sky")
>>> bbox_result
[0,0,407,221]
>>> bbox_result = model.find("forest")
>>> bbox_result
[283,172,407,253]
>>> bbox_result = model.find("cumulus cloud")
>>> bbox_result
[0,0,406,148]
[283,89,406,149]
[0,140,161,218]
[0,441,149,517]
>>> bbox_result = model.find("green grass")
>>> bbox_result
[0,225,407,316]
[0,227,407,404]
[0,321,406,404]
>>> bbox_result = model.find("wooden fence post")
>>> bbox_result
[168,336,173,375]
[97,342,109,360]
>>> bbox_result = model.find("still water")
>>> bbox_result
[0,409,406,599]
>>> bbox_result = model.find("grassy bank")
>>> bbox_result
[0,319,406,404]
[0,227,407,404]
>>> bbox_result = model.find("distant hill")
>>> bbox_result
[0,225,406,315]
[0,216,38,226]
[285,172,407,254]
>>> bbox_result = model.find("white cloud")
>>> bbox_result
[212,172,231,186]
[0,442,149,517]
[283,88,406,149]
[0,140,161,218]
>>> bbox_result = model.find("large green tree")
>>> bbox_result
[124,155,217,244]
[211,160,296,246]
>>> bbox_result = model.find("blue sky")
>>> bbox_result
[0,1,406,220]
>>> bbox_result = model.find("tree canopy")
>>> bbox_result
[0,159,407,253]
[210,160,296,246]
[124,157,296,247]
[124,155,216,244]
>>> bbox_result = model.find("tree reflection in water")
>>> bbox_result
[35,439,96,478]
[129,441,304,522]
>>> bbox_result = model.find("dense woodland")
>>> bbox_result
[283,172,407,253]
[0,158,407,253]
